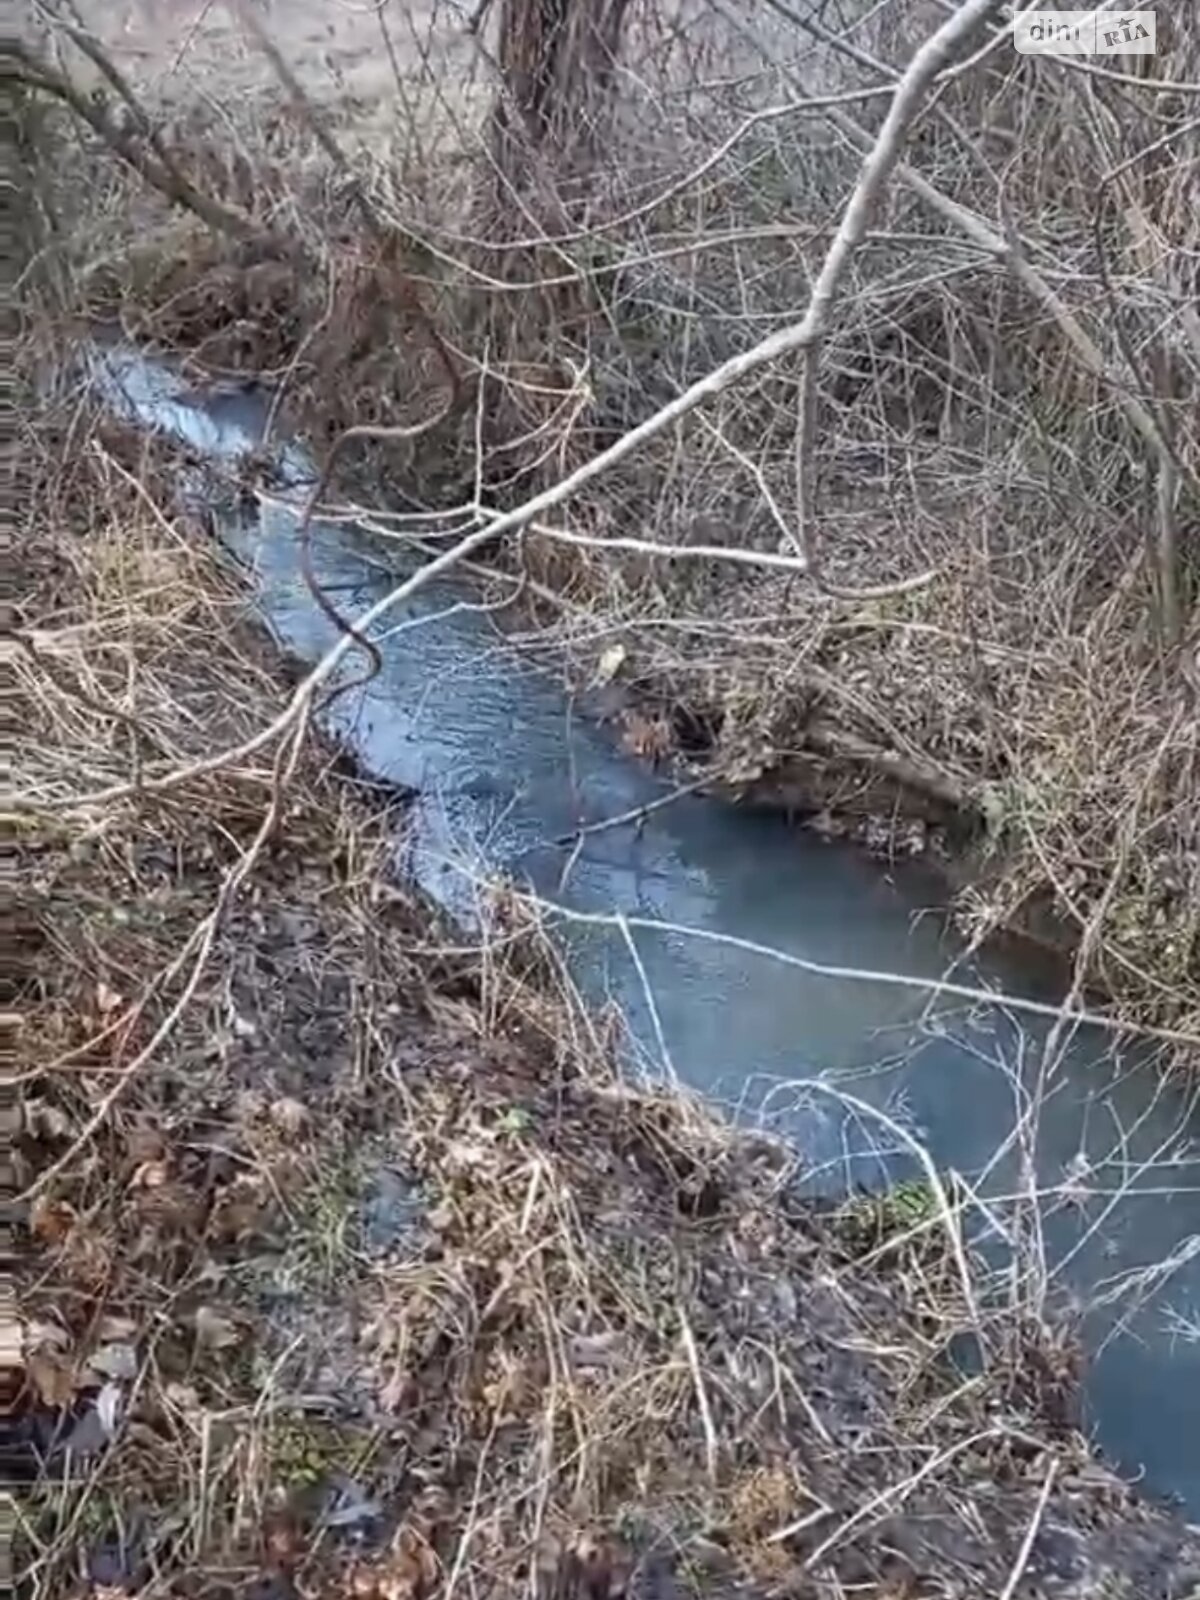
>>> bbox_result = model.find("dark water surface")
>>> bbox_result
[89,345,1200,1518]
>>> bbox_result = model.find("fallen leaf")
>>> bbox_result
[30,1195,76,1245]
[95,1315,139,1344]
[194,1305,241,1351]
[96,980,124,1015]
[349,1565,381,1599]
[62,1226,113,1291]
[620,711,672,761]
[208,1173,270,1242]
[164,1381,201,1412]
[24,1318,70,1354]
[23,1098,72,1140]
[371,1528,439,1600]
[130,1159,170,1190]
[264,1509,302,1569]
[27,1351,76,1408]
[96,1381,123,1438]
[593,642,626,687]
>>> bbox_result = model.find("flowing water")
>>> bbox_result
[89,345,1200,1518]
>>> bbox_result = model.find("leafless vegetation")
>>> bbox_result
[12,389,1200,1600]
[9,0,1195,1026]
[10,1,1200,1589]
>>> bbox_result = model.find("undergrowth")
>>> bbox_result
[10,6,1200,1589]
[10,0,1197,1030]
[14,400,1200,1597]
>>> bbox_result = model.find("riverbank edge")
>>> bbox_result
[9,419,1190,1600]
[482,582,1113,1005]
[12,58,1200,1599]
[707,751,1086,983]
[18,144,1193,1038]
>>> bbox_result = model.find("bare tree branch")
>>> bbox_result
[2,35,279,250]
[44,0,1003,817]
[721,0,1197,640]
[226,0,465,409]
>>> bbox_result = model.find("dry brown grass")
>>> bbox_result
[11,9,1200,1594]
[14,383,1200,1595]
[459,7,1200,1030]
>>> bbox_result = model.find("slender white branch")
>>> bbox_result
[517,899,1200,1050]
[998,1459,1060,1600]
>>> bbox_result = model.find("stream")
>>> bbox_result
[89,345,1200,1521]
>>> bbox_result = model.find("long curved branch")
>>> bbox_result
[294,415,457,707]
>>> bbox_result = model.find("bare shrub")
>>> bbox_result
[7,0,1198,1027]
[11,8,1200,1590]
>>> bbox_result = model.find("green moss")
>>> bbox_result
[268,1417,363,1493]
[20,1481,124,1547]
[835,1177,939,1255]
[286,1150,363,1285]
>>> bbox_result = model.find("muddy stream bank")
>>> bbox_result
[89,344,1200,1523]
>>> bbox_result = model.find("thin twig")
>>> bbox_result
[4,37,277,248]
[998,1458,1059,1600]
[678,1304,719,1486]
[228,0,464,406]
[295,418,457,706]
[519,899,1200,1050]
[553,774,709,846]
[616,913,676,1082]
[28,0,1029,820]
[18,712,310,1202]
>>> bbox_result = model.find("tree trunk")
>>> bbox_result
[492,0,631,185]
